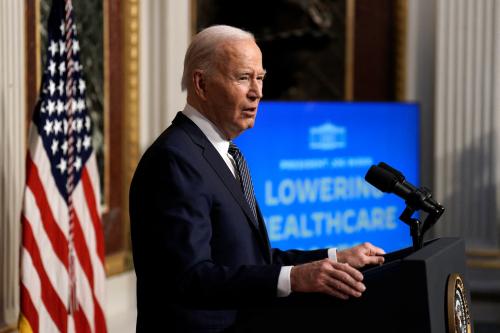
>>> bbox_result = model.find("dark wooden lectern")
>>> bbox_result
[239,237,471,333]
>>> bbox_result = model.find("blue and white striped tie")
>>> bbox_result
[228,142,258,221]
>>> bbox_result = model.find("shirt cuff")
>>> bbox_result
[277,266,293,297]
[328,248,338,262]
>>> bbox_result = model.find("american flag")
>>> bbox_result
[19,0,107,332]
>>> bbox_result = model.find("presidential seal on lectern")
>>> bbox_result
[447,273,472,333]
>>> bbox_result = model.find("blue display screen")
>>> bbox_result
[235,101,419,252]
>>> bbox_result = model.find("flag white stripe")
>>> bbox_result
[21,248,42,310]
[86,153,102,215]
[39,299,62,333]
[24,187,70,304]
[73,180,106,307]
[21,248,60,333]
[68,315,76,333]
[73,180,97,260]
[75,253,95,333]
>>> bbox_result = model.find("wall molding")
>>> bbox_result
[0,0,26,328]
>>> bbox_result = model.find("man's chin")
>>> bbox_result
[228,121,255,139]
[243,119,255,131]
[238,115,256,127]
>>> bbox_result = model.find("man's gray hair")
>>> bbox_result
[181,25,255,91]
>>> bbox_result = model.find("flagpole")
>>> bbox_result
[63,0,79,314]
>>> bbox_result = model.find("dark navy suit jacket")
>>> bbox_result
[130,112,327,332]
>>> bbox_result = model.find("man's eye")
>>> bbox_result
[239,76,250,81]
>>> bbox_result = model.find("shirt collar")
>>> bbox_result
[182,104,230,155]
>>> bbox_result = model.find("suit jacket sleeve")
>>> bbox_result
[130,144,281,309]
[271,248,328,266]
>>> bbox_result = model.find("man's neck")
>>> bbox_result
[186,96,232,140]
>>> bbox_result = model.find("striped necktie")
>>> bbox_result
[228,142,258,221]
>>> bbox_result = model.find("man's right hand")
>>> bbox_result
[290,259,365,300]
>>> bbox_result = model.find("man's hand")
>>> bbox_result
[290,259,365,300]
[337,242,385,268]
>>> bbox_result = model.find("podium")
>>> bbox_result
[239,238,471,333]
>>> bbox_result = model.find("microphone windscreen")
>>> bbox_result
[365,165,398,193]
[378,162,405,182]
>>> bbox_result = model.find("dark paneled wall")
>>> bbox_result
[195,0,402,101]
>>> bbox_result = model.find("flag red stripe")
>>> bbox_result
[93,294,107,333]
[82,167,105,263]
[72,209,94,289]
[20,282,39,333]
[26,155,69,268]
[73,305,92,333]
[22,216,68,333]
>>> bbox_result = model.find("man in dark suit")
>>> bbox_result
[130,25,385,332]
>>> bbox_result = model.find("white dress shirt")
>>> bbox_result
[182,104,337,297]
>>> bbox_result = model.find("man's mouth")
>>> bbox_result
[242,107,257,113]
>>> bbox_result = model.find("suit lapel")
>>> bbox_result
[203,148,260,227]
[201,136,272,263]
[173,113,265,235]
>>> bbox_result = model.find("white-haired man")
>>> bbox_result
[130,25,385,332]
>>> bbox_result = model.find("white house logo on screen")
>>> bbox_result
[309,123,347,150]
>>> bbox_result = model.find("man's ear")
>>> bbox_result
[193,70,207,100]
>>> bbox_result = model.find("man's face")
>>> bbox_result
[203,39,265,139]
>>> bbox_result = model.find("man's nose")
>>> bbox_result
[248,79,263,99]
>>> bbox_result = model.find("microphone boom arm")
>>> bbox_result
[399,205,422,250]
[399,187,445,250]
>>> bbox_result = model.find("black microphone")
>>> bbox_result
[365,163,443,215]
[377,162,405,182]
